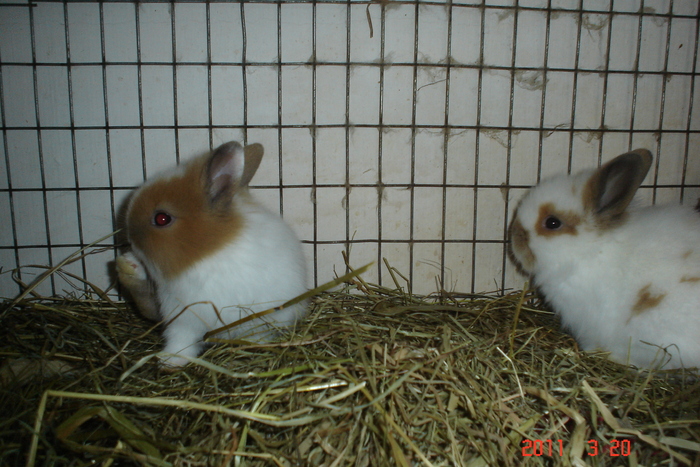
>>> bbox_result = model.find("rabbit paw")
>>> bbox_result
[116,252,148,287]
[116,251,161,321]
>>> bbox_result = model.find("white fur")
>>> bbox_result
[513,172,700,370]
[130,197,308,367]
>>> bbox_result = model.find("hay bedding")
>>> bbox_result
[1,264,699,466]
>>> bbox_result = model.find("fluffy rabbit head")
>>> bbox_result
[509,149,652,277]
[125,141,264,280]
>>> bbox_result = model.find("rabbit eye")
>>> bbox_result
[153,211,173,227]
[544,216,562,230]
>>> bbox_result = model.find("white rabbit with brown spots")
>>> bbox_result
[509,149,700,370]
[116,141,308,367]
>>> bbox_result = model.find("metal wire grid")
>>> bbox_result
[0,1,699,298]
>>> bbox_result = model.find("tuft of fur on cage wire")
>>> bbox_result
[1,260,699,466]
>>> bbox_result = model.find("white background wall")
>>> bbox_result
[1,0,699,298]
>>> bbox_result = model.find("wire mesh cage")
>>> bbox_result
[0,0,698,299]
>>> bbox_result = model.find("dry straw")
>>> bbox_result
[1,251,699,466]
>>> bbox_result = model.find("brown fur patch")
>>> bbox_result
[128,156,244,279]
[631,284,666,315]
[682,250,693,260]
[680,276,700,283]
[534,203,581,237]
[508,217,536,274]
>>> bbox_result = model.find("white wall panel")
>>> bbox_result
[0,1,698,299]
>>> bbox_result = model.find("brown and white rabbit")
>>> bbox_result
[116,141,308,367]
[509,149,700,370]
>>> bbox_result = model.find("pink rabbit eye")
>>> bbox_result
[544,216,562,230]
[153,211,173,227]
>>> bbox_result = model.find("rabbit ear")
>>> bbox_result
[241,143,264,187]
[205,141,246,209]
[205,141,265,210]
[584,149,652,222]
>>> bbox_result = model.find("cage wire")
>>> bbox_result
[0,1,699,299]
